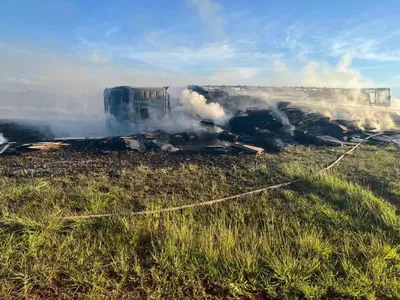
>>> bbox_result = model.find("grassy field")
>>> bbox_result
[0,144,399,299]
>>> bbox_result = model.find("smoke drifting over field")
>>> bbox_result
[304,103,398,131]
[259,55,400,131]
[271,54,372,88]
[1,47,399,137]
[240,89,399,131]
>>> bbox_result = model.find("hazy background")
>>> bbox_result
[1,0,400,135]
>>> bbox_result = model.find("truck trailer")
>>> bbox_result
[104,85,392,132]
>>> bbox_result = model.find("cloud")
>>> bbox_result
[328,21,400,62]
[121,42,235,66]
[283,23,314,57]
[87,52,109,63]
[254,17,400,63]
[313,19,400,62]
[105,26,120,38]
[187,0,225,39]
[4,77,38,85]
[73,32,283,74]
[3,43,185,84]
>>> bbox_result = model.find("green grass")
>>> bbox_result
[0,145,399,299]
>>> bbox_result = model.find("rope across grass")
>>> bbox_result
[63,133,383,220]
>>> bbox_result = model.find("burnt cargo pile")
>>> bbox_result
[1,102,399,155]
[0,121,54,143]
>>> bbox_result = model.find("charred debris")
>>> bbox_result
[1,101,399,156]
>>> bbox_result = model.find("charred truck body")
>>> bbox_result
[104,86,171,134]
[188,85,392,113]
[104,85,391,132]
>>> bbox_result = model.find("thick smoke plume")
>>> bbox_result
[142,89,230,134]
[0,133,7,144]
[179,89,229,125]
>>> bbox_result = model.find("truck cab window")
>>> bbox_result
[140,108,149,119]
[110,89,123,105]
[122,89,130,104]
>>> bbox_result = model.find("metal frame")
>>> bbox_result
[191,85,391,106]
[104,86,171,124]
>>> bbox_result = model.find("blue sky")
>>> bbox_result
[1,0,400,95]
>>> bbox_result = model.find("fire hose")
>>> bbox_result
[63,132,386,220]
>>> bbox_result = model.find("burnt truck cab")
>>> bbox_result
[104,86,171,134]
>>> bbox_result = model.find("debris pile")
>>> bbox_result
[1,102,399,155]
[0,121,54,143]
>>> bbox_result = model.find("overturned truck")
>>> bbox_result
[104,85,391,132]
[104,86,171,134]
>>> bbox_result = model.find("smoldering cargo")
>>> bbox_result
[0,85,399,155]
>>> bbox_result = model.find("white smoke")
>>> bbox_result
[392,98,400,109]
[301,54,372,88]
[299,102,398,131]
[179,89,230,125]
[0,133,7,144]
[105,89,231,135]
[272,54,372,88]
[268,55,400,131]
[147,105,203,134]
[241,90,398,131]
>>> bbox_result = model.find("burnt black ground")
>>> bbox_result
[0,150,261,178]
